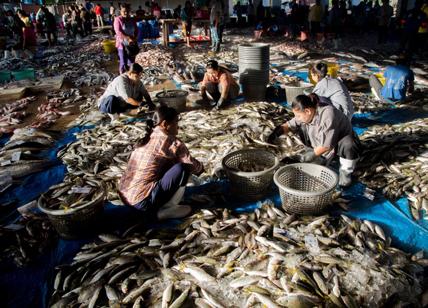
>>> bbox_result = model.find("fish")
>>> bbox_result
[49,202,426,307]
[355,118,428,221]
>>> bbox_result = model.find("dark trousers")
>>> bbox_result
[205,82,239,102]
[118,48,135,74]
[99,95,135,114]
[297,126,361,160]
[133,163,190,216]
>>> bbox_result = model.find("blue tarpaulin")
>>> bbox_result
[0,80,427,307]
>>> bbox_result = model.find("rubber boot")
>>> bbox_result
[157,187,191,220]
[339,157,358,187]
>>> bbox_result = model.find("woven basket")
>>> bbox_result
[222,149,279,199]
[38,189,105,239]
[156,90,188,113]
[274,163,338,215]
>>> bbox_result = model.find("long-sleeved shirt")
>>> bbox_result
[114,15,137,49]
[98,74,150,106]
[288,104,352,150]
[119,126,203,205]
[313,76,354,120]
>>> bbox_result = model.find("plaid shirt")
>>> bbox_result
[119,126,203,205]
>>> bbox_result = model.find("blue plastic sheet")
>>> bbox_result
[282,69,309,82]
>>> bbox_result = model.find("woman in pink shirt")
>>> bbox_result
[114,4,138,74]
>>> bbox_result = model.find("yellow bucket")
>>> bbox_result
[375,73,386,86]
[309,62,340,84]
[102,40,116,54]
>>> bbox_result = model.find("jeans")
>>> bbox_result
[99,95,131,114]
[118,48,135,74]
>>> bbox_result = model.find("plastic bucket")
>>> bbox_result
[239,43,270,101]
[283,81,314,103]
[102,39,116,54]
[375,73,386,86]
[309,62,340,84]
[12,69,35,81]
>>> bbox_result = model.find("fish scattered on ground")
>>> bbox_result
[356,118,428,221]
[49,201,427,307]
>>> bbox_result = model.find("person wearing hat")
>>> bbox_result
[310,62,354,120]
[200,60,240,108]
[369,56,414,103]
[98,63,155,121]
[267,94,360,187]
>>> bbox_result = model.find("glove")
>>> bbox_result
[267,125,284,144]
[300,149,317,162]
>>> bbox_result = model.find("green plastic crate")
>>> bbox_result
[0,71,12,83]
[12,69,36,81]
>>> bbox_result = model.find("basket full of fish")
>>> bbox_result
[156,89,189,113]
[274,163,338,215]
[222,149,279,199]
[38,178,106,239]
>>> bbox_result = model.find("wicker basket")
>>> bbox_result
[38,189,105,239]
[156,90,188,113]
[274,163,338,215]
[222,149,279,199]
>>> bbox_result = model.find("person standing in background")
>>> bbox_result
[62,8,72,38]
[35,5,45,39]
[377,0,393,44]
[247,0,255,26]
[109,2,115,24]
[308,0,323,38]
[43,7,57,46]
[95,3,104,27]
[80,5,92,36]
[114,4,138,74]
[15,10,36,58]
[210,0,224,54]
[181,1,194,48]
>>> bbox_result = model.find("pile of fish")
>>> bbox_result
[0,211,57,267]
[41,176,105,211]
[49,202,427,307]
[57,102,302,202]
[272,42,308,58]
[39,38,112,78]
[356,118,428,220]
[0,128,60,192]
[58,121,148,204]
[0,96,36,135]
[178,102,303,182]
[74,70,112,87]
[135,45,174,68]
[350,92,392,113]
